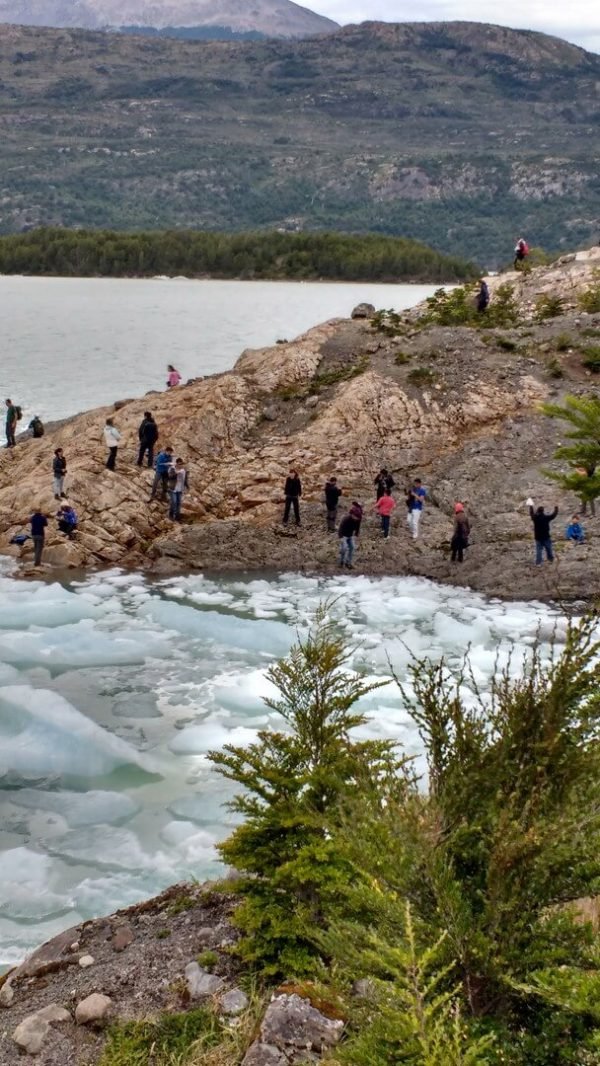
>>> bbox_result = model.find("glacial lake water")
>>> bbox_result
[0,276,559,969]
[0,276,437,423]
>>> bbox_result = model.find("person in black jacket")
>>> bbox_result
[374,467,395,500]
[137,411,159,468]
[283,469,302,526]
[528,499,558,564]
[52,448,67,499]
[324,477,342,532]
[338,510,357,569]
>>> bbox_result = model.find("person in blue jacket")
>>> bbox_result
[566,514,585,544]
[150,445,173,501]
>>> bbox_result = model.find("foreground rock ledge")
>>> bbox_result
[2,247,600,602]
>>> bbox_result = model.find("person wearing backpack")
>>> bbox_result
[150,445,173,502]
[514,237,529,269]
[168,457,187,521]
[5,398,19,448]
[476,279,490,313]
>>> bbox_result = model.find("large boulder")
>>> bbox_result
[12,1004,70,1055]
[242,993,343,1065]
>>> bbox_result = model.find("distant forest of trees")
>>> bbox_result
[0,228,477,282]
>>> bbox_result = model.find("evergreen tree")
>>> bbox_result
[209,606,402,977]
[543,395,600,504]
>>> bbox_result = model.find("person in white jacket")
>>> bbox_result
[104,418,121,471]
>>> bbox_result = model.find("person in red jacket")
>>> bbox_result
[375,488,396,539]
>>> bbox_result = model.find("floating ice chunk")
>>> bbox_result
[74,872,170,917]
[0,849,73,921]
[212,670,277,714]
[0,686,158,779]
[0,620,171,668]
[112,692,161,719]
[139,600,292,656]
[160,821,217,865]
[45,826,165,873]
[0,663,19,685]
[0,585,104,629]
[10,789,139,827]
[170,721,259,755]
[168,789,239,826]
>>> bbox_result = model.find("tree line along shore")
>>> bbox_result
[0,228,477,283]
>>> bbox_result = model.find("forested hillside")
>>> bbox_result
[0,20,598,261]
[0,228,477,280]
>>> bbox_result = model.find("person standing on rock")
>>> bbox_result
[324,477,342,532]
[374,467,395,500]
[5,398,18,448]
[406,478,426,539]
[137,411,159,469]
[375,487,396,539]
[283,469,302,526]
[52,448,67,499]
[451,503,470,563]
[167,365,182,388]
[527,497,558,565]
[104,418,121,471]
[349,501,363,543]
[150,444,173,501]
[338,509,357,569]
[168,457,187,522]
[30,506,47,567]
[477,279,490,313]
[514,237,529,270]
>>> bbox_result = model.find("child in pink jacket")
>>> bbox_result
[375,489,396,539]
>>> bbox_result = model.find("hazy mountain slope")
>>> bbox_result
[0,19,598,261]
[0,0,339,38]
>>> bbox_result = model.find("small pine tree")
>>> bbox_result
[543,394,600,503]
[209,606,401,976]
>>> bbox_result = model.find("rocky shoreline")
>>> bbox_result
[1,248,600,602]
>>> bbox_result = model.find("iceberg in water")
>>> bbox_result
[139,599,293,656]
[0,686,159,780]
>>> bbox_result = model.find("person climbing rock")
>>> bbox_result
[52,448,67,499]
[5,398,18,448]
[527,497,558,564]
[30,507,47,567]
[514,237,529,269]
[168,457,187,521]
[104,418,121,471]
[283,469,302,526]
[28,415,44,438]
[477,279,490,313]
[375,487,396,539]
[150,445,173,501]
[566,514,585,544]
[338,510,358,569]
[406,478,426,539]
[324,477,342,532]
[167,365,182,388]
[374,467,395,500]
[451,502,471,562]
[57,505,78,539]
[137,411,159,468]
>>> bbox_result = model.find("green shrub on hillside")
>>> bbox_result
[578,283,600,314]
[535,293,565,321]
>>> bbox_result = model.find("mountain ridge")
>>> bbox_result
[0,0,339,39]
[0,19,598,259]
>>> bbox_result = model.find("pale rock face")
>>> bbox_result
[11,1004,70,1054]
[75,993,112,1025]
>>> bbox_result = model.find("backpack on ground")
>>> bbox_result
[15,405,22,421]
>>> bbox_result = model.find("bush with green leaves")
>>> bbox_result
[578,283,600,314]
[535,293,566,321]
[420,282,518,329]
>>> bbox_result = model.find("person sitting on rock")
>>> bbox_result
[283,469,302,526]
[566,514,585,544]
[338,509,358,569]
[150,444,173,502]
[57,505,78,539]
[29,415,44,438]
[137,411,159,469]
[375,487,396,539]
[374,467,394,500]
[324,477,342,532]
[167,364,182,388]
